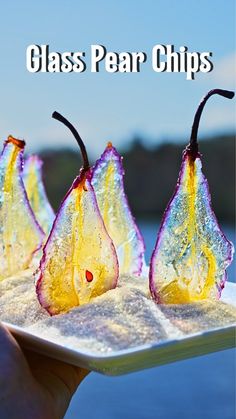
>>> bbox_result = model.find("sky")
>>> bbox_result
[0,0,235,158]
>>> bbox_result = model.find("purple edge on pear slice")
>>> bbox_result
[36,112,119,315]
[92,143,145,276]
[149,89,235,304]
[3,136,44,258]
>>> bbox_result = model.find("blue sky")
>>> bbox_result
[0,0,235,158]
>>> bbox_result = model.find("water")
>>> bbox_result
[65,221,235,419]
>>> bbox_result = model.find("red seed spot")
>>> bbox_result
[86,270,93,282]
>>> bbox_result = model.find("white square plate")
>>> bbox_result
[3,282,236,376]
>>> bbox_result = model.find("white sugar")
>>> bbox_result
[0,269,236,355]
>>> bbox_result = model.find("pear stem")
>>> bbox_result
[188,89,234,158]
[52,111,90,171]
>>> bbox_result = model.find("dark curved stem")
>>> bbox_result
[52,111,90,171]
[188,89,234,158]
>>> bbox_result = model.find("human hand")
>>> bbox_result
[0,322,89,419]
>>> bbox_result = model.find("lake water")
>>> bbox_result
[65,221,235,419]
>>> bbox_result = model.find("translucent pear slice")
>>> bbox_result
[0,137,44,280]
[150,151,234,304]
[36,170,119,315]
[92,143,145,276]
[23,155,55,235]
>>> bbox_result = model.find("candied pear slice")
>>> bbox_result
[36,113,119,315]
[23,155,55,235]
[150,89,235,304]
[92,143,145,276]
[0,136,44,280]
